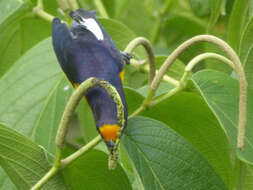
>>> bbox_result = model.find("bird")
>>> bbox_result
[52,9,130,151]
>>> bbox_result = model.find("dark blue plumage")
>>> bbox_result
[52,9,128,149]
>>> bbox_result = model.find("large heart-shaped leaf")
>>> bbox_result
[0,0,29,76]
[192,70,253,163]
[122,116,228,190]
[0,38,72,154]
[0,1,54,77]
[141,92,232,186]
[63,149,132,190]
[0,123,67,189]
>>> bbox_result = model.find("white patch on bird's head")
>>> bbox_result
[80,18,104,40]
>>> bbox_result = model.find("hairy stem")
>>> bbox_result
[30,166,58,190]
[150,35,247,149]
[185,52,234,71]
[151,53,235,105]
[93,0,109,18]
[129,90,155,118]
[124,37,156,87]
[33,4,54,22]
[61,135,102,168]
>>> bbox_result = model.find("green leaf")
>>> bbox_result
[0,0,29,76]
[0,38,71,154]
[192,70,253,163]
[124,87,144,114]
[0,0,27,24]
[122,116,228,190]
[243,164,253,189]
[137,82,174,98]
[0,168,16,190]
[0,123,66,189]
[227,0,249,52]
[141,92,233,186]
[101,0,115,18]
[0,1,55,77]
[189,0,210,16]
[208,0,223,31]
[76,100,97,143]
[115,0,153,39]
[156,55,186,80]
[63,149,132,190]
[239,17,253,89]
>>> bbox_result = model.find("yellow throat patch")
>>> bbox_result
[119,70,124,84]
[99,124,120,142]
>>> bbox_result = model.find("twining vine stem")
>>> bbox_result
[124,37,156,87]
[150,35,247,150]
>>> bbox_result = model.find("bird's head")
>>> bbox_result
[70,9,104,40]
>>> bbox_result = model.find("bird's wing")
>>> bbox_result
[52,18,73,74]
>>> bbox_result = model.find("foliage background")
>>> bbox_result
[0,0,253,189]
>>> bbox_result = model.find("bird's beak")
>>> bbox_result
[69,11,83,24]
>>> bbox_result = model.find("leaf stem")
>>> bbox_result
[150,35,247,149]
[124,37,156,87]
[33,2,54,23]
[61,135,102,168]
[129,90,155,118]
[93,0,109,18]
[30,166,59,190]
[68,0,79,10]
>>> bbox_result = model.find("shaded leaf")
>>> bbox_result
[0,0,29,76]
[0,167,16,190]
[63,150,132,190]
[192,70,253,163]
[137,82,174,98]
[0,123,66,189]
[142,92,233,186]
[227,0,249,52]
[208,0,223,31]
[0,38,71,154]
[122,116,228,190]
[243,164,253,189]
[124,87,144,114]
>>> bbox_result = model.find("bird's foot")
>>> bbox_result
[121,52,132,65]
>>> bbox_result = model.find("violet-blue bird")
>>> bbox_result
[52,9,130,150]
